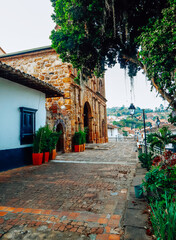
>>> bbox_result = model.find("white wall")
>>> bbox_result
[0,77,46,150]
[108,128,118,138]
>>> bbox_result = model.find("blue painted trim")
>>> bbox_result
[0,147,32,172]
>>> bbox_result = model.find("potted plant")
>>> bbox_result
[32,127,44,165]
[49,131,62,160]
[42,125,52,163]
[73,129,86,152]
[73,132,82,152]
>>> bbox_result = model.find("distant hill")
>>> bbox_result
[107,105,170,131]
[107,104,169,117]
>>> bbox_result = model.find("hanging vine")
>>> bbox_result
[112,0,116,38]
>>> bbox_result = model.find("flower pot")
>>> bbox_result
[43,152,50,163]
[80,144,83,152]
[50,149,57,160]
[134,184,143,199]
[74,145,81,152]
[83,143,85,151]
[32,153,43,165]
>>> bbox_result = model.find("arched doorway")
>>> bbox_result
[84,102,92,143]
[56,123,64,152]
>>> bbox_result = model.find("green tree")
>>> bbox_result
[148,126,176,151]
[50,0,176,109]
[123,130,128,137]
[137,0,176,108]
[168,110,176,126]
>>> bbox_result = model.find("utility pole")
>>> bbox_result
[143,109,147,155]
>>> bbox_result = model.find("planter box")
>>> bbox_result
[80,144,84,152]
[32,153,43,165]
[50,149,57,160]
[43,152,49,163]
[74,145,81,152]
[52,149,57,160]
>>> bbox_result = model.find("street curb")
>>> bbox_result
[122,163,152,240]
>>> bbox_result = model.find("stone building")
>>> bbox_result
[0,46,108,152]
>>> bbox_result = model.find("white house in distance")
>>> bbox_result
[0,61,63,171]
[107,124,120,141]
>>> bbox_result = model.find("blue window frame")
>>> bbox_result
[19,107,37,145]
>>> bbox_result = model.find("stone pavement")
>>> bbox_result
[0,139,138,239]
[54,140,137,165]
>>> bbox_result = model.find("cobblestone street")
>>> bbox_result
[0,139,138,239]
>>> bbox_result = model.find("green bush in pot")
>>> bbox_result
[33,127,45,153]
[32,127,45,165]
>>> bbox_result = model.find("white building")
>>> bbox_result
[0,62,63,171]
[107,124,121,141]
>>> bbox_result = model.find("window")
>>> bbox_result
[19,107,37,145]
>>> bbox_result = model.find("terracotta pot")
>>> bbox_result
[80,144,84,152]
[51,149,57,160]
[43,152,50,163]
[32,153,43,165]
[83,143,85,151]
[74,145,81,152]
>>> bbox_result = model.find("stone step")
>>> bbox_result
[124,226,151,240]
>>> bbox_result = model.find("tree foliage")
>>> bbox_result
[147,126,176,150]
[137,0,176,108]
[50,0,175,108]
[168,110,176,126]
[113,117,151,129]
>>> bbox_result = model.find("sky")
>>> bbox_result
[0,0,167,110]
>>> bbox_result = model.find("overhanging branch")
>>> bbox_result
[122,54,176,110]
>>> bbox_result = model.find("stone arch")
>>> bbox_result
[83,101,93,143]
[54,119,66,153]
[54,119,66,131]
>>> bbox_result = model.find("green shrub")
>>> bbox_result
[142,165,176,203]
[80,130,86,144]
[49,131,62,151]
[150,194,176,240]
[143,151,176,239]
[138,152,153,170]
[42,125,53,152]
[33,125,61,153]
[73,129,86,145]
[33,127,45,153]
[73,132,82,145]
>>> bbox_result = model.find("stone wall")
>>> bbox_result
[0,47,108,152]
